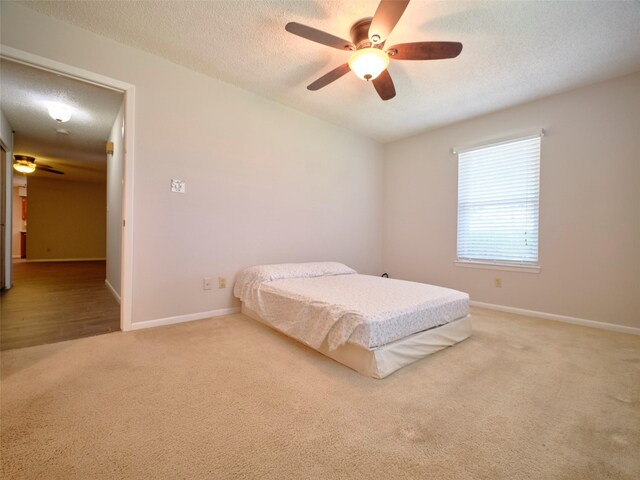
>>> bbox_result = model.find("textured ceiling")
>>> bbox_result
[0,58,123,182]
[20,0,640,142]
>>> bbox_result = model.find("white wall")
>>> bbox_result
[1,108,13,288]
[383,72,640,329]
[106,100,124,297]
[0,3,384,324]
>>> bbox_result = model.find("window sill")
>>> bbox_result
[454,260,541,274]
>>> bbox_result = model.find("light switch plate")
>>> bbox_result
[171,179,185,193]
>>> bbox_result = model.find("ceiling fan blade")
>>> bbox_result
[372,69,396,100]
[285,22,354,50]
[35,165,64,175]
[369,0,410,44]
[307,63,351,91]
[388,42,463,60]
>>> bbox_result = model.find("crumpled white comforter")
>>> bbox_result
[234,262,469,351]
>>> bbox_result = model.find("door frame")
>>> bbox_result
[0,45,136,331]
[0,143,6,290]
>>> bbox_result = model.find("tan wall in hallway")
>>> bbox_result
[27,177,106,260]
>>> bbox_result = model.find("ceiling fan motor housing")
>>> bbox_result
[350,18,378,50]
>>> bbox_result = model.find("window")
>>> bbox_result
[456,134,541,270]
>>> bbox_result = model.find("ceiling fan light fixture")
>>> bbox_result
[48,103,72,123]
[348,47,390,81]
[13,156,36,174]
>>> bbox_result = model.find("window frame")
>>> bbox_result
[454,132,543,274]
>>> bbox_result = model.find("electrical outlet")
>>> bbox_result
[203,277,212,290]
[494,277,503,288]
[218,277,227,289]
[171,179,186,193]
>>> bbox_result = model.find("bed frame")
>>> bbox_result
[242,305,472,379]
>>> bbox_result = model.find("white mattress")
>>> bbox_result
[235,265,468,351]
[243,305,472,379]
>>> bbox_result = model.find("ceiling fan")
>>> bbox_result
[13,155,64,175]
[285,0,462,100]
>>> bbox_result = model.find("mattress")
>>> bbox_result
[243,304,472,379]
[234,262,469,351]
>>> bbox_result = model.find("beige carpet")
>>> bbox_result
[1,307,638,479]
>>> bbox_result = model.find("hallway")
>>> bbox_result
[0,261,119,350]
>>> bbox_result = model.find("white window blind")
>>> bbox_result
[456,135,541,266]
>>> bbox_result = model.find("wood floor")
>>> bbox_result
[0,261,120,351]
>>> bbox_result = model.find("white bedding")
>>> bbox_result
[234,263,469,351]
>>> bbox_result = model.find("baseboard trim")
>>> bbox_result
[27,258,107,262]
[129,307,241,331]
[104,279,121,304]
[470,301,640,336]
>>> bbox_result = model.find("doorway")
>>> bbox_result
[0,48,135,346]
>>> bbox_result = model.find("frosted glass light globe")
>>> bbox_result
[13,159,36,173]
[348,48,390,81]
[48,103,72,123]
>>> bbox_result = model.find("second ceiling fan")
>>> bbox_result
[285,0,462,100]
[13,155,64,175]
